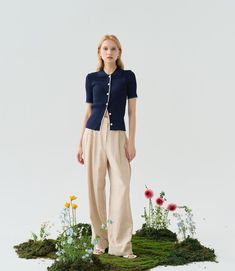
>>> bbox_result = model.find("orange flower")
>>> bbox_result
[64,202,70,208]
[70,195,77,201]
[72,203,78,209]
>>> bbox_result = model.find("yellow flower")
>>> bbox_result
[70,195,77,201]
[64,202,70,208]
[72,203,78,209]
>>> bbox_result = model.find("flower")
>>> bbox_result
[70,195,77,201]
[67,228,74,236]
[67,236,73,244]
[64,202,70,208]
[100,223,107,230]
[156,197,164,205]
[107,219,113,224]
[72,203,78,209]
[144,189,154,199]
[167,203,177,211]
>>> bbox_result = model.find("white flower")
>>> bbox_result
[87,248,93,254]
[67,228,74,236]
[92,239,98,245]
[100,223,106,230]
[67,236,73,244]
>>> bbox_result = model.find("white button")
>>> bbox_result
[109,113,111,115]
[106,92,109,95]
[110,123,113,126]
[106,103,108,105]
[108,83,110,85]
[108,75,111,78]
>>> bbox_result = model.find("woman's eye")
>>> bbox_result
[103,47,116,51]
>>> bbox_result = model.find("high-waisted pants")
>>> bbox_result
[82,113,133,256]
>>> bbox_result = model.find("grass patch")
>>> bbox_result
[14,239,56,259]
[14,224,217,271]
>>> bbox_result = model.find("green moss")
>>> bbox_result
[97,235,217,270]
[135,223,178,242]
[13,239,56,259]
[47,254,109,271]
[166,237,217,265]
[14,224,217,271]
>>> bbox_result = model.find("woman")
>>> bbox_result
[77,34,138,259]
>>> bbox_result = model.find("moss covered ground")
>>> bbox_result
[14,225,217,271]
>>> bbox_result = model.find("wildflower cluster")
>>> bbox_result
[31,221,53,241]
[55,195,94,264]
[142,185,177,230]
[173,205,196,240]
[142,185,196,240]
[92,219,113,247]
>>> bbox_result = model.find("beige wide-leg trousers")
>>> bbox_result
[82,113,133,256]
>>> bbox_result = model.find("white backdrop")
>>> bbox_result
[0,0,234,270]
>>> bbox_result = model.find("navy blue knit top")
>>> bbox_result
[85,67,138,131]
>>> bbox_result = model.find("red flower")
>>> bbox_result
[167,203,177,211]
[144,189,154,199]
[156,197,164,205]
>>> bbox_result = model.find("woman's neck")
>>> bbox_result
[103,64,117,75]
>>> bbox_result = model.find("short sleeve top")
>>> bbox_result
[85,67,138,131]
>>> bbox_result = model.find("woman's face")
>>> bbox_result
[99,39,119,65]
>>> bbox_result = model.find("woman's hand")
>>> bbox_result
[125,140,136,162]
[77,145,84,165]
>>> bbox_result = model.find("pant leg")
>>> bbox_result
[82,122,109,249]
[106,125,134,256]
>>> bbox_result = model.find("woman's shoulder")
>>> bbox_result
[123,69,137,81]
[85,71,97,77]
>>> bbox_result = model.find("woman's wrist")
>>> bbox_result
[128,138,135,146]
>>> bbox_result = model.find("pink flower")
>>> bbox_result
[167,203,177,211]
[144,189,154,199]
[156,197,164,206]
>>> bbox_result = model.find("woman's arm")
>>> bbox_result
[126,97,137,161]
[77,103,92,164]
[78,103,92,148]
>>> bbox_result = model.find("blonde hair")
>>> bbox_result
[96,34,124,71]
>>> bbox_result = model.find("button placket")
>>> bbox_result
[104,74,112,127]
